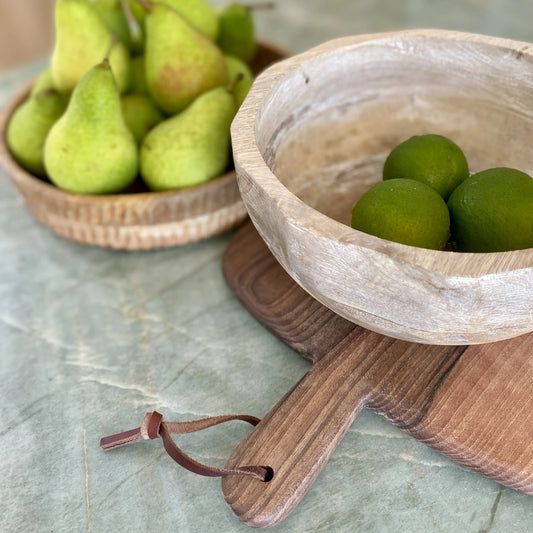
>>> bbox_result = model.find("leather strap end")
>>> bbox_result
[101,412,163,451]
[100,427,142,451]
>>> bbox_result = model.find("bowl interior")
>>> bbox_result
[255,33,533,228]
[232,31,533,344]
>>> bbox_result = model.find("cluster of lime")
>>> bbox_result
[7,0,259,195]
[351,134,533,252]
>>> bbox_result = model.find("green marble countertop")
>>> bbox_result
[2,2,533,531]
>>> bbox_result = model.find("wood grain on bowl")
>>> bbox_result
[0,42,288,250]
[231,29,533,345]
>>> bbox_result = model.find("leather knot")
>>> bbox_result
[140,411,163,440]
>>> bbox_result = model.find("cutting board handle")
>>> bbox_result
[222,327,380,528]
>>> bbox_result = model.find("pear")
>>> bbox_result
[121,93,164,143]
[30,68,55,96]
[126,0,218,40]
[51,0,131,93]
[142,0,228,114]
[158,0,219,41]
[140,86,236,191]
[224,54,254,109]
[129,55,149,94]
[6,89,68,177]
[216,3,257,63]
[44,59,138,194]
[88,0,134,51]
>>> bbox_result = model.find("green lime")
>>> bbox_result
[447,167,533,252]
[383,134,469,200]
[351,178,450,250]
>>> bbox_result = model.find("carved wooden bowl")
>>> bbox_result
[0,42,286,250]
[231,29,533,345]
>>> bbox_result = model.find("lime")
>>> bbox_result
[447,167,533,252]
[383,134,469,200]
[351,178,450,250]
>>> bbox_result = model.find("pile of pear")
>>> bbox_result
[6,0,260,194]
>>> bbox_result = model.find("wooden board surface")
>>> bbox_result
[221,220,533,528]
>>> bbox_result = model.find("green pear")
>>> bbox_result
[216,3,257,63]
[89,0,134,50]
[30,68,55,96]
[142,0,228,114]
[126,0,218,40]
[121,93,164,143]
[51,0,131,93]
[159,0,219,41]
[44,59,138,194]
[140,86,236,191]
[129,55,148,94]
[224,54,254,109]
[6,89,68,177]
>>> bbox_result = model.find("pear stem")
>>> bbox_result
[120,0,143,39]
[104,34,119,62]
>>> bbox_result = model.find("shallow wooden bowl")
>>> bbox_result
[0,42,287,250]
[231,29,533,345]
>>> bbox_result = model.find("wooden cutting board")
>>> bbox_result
[220,220,533,528]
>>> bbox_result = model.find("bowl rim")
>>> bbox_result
[231,28,533,278]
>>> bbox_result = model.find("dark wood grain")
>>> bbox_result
[221,221,533,527]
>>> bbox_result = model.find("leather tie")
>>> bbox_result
[100,411,270,482]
